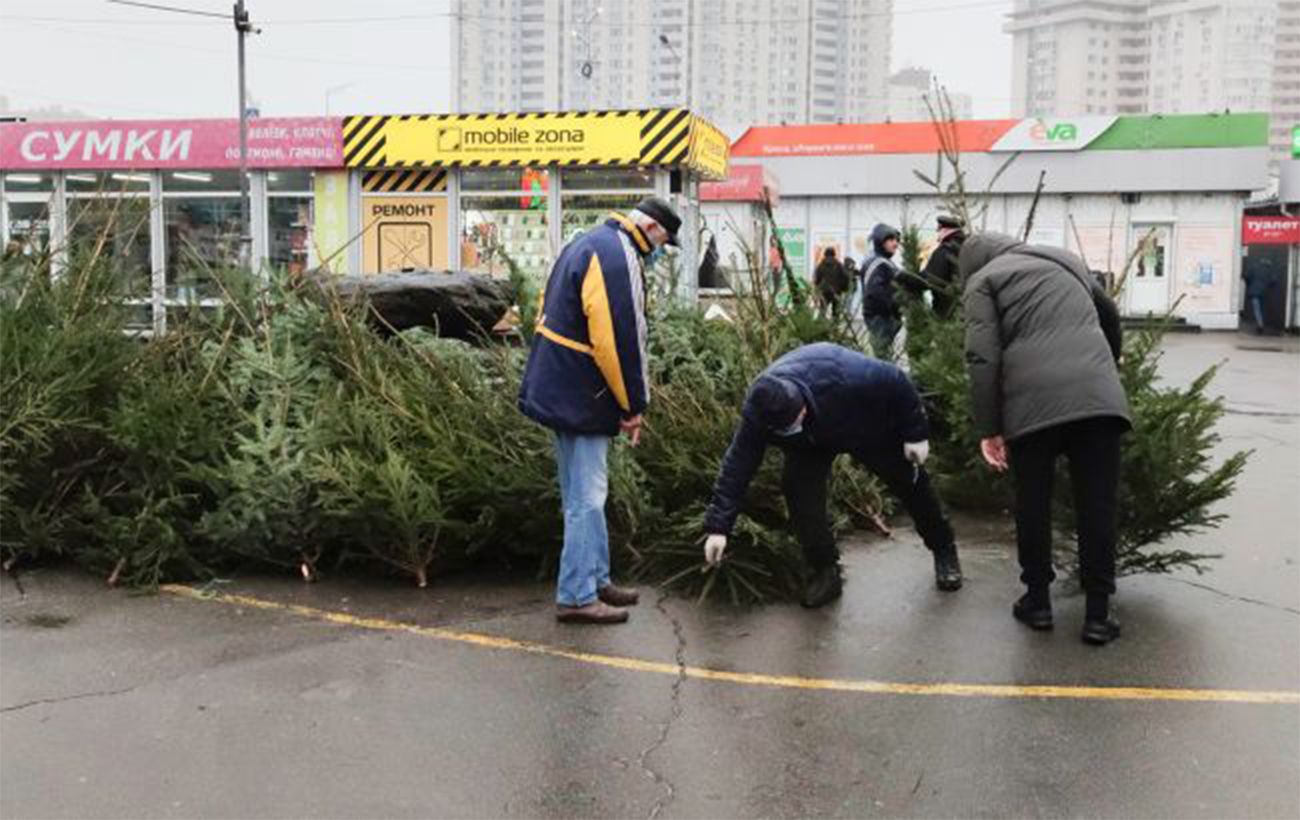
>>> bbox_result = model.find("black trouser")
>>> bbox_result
[781,444,956,569]
[1008,417,1124,596]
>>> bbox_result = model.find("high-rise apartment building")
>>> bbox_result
[887,67,974,122]
[1274,1,1300,161]
[1008,0,1290,161]
[451,0,893,127]
[1007,0,1149,116]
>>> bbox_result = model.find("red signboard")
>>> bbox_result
[1243,215,1300,245]
[730,119,1019,158]
[699,163,779,203]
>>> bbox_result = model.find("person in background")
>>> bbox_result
[1243,262,1278,335]
[813,246,850,319]
[860,224,904,358]
[960,233,1131,646]
[519,196,682,625]
[768,234,785,297]
[920,215,966,318]
[700,343,963,609]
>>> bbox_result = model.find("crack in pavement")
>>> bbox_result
[1,684,141,714]
[1160,576,1300,617]
[637,592,688,820]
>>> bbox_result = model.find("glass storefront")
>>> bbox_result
[161,170,242,300]
[267,170,314,274]
[65,178,152,301]
[558,168,655,244]
[460,168,550,279]
[1,173,55,259]
[2,163,682,328]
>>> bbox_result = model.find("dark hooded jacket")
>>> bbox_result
[702,343,929,535]
[921,230,964,317]
[960,233,1130,442]
[861,224,903,319]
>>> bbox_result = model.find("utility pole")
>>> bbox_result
[234,0,258,266]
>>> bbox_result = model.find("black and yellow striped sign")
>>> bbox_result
[361,167,448,193]
[342,109,726,178]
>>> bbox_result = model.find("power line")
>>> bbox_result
[3,0,1013,29]
[5,18,450,74]
[105,0,229,19]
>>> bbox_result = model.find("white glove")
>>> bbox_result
[903,440,930,466]
[703,534,728,567]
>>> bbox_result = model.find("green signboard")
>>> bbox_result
[1088,113,1269,151]
[776,226,806,277]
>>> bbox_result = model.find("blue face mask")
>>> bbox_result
[646,246,667,267]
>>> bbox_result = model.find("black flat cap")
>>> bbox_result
[937,214,965,230]
[634,196,682,246]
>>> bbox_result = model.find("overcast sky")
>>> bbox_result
[0,0,1012,120]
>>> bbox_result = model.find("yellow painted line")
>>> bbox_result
[160,585,1300,706]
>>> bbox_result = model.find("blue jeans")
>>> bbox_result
[553,433,611,606]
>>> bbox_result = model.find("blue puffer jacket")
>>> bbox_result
[703,343,930,535]
[518,215,651,436]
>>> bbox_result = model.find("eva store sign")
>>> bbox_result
[991,116,1118,152]
[0,117,343,170]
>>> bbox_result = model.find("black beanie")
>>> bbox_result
[748,375,804,430]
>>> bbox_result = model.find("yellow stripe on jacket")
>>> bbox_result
[580,252,631,413]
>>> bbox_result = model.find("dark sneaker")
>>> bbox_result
[1012,593,1054,630]
[556,601,630,624]
[801,565,844,609]
[1082,617,1122,646]
[598,584,640,607]
[933,547,963,592]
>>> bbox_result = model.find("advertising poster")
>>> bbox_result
[361,196,448,274]
[812,230,845,275]
[312,170,349,272]
[775,226,807,278]
[1174,225,1234,314]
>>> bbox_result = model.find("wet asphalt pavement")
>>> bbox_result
[2,332,1298,819]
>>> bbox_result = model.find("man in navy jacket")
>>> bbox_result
[702,343,962,607]
[519,197,680,625]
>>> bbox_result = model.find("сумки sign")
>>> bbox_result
[0,117,343,170]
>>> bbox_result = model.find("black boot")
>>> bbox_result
[932,545,963,591]
[801,564,843,609]
[1082,593,1121,645]
[1012,590,1053,630]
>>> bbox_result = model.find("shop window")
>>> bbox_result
[66,196,152,298]
[162,170,243,300]
[2,173,55,259]
[266,171,314,275]
[460,168,550,279]
[66,171,150,194]
[267,170,314,193]
[3,172,55,193]
[559,192,646,244]
[3,201,51,259]
[560,167,655,192]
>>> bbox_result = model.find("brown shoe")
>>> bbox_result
[598,584,640,607]
[556,601,630,624]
